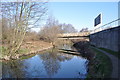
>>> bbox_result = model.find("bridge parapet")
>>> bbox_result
[91,18,120,34]
[58,32,90,37]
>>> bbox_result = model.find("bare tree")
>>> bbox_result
[39,17,62,46]
[80,28,89,32]
[1,1,47,58]
[60,23,77,33]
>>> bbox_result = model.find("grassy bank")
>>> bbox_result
[87,47,112,78]
[0,46,29,57]
[1,39,70,61]
[99,48,120,59]
[0,40,53,60]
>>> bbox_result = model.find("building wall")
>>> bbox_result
[90,26,120,52]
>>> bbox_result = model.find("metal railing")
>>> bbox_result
[91,18,120,34]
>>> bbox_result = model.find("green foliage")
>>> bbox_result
[99,48,120,59]
[17,49,29,54]
[19,54,35,60]
[0,46,8,56]
[87,47,112,78]
[0,46,29,57]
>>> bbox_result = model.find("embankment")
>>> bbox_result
[1,41,53,61]
[72,41,112,78]
[90,26,120,52]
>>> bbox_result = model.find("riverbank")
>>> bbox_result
[99,48,120,59]
[87,47,112,78]
[72,41,95,60]
[72,41,112,78]
[93,47,119,78]
[1,41,53,61]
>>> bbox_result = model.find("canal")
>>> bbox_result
[2,43,89,78]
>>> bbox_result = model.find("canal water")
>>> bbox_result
[2,44,89,78]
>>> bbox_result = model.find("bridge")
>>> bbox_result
[57,32,90,39]
[57,18,120,52]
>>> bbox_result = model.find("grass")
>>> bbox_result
[19,54,36,60]
[0,46,7,53]
[99,48,120,59]
[87,47,112,78]
[0,46,8,56]
[0,46,29,57]
[17,48,29,54]
[19,48,53,60]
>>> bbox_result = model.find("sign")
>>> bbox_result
[94,14,102,27]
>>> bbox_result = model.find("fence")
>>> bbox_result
[91,18,120,34]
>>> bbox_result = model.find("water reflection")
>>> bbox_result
[39,48,73,77]
[2,61,25,78]
[2,44,88,78]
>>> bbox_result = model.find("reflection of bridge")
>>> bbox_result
[57,32,90,39]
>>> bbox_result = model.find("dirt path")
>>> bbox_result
[94,47,119,78]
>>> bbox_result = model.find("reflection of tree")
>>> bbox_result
[39,48,73,77]
[2,61,25,78]
[39,50,60,77]
[60,44,73,50]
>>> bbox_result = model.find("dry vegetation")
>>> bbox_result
[1,1,48,60]
[1,2,77,60]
